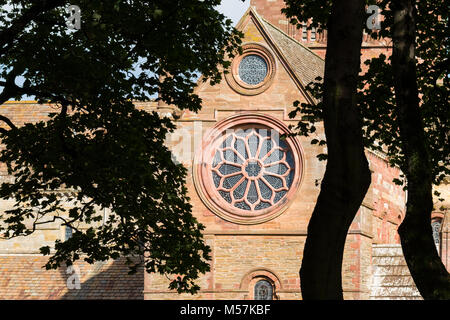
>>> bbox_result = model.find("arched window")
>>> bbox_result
[431,219,442,255]
[254,280,273,300]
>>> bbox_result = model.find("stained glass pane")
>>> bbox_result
[258,180,272,200]
[259,139,273,159]
[286,170,295,188]
[235,201,251,210]
[219,164,241,175]
[263,175,283,189]
[222,135,233,148]
[432,221,442,245]
[212,171,221,188]
[218,190,232,203]
[265,163,288,175]
[239,55,268,85]
[248,134,259,157]
[286,150,295,168]
[235,129,252,138]
[273,190,287,204]
[223,149,243,164]
[211,127,296,212]
[212,151,221,168]
[247,181,258,204]
[264,149,284,164]
[223,174,243,190]
[234,138,248,159]
[255,201,271,211]
[245,161,261,177]
[254,280,273,300]
[233,179,248,200]
[432,220,442,254]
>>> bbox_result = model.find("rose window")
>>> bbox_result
[194,114,303,224]
[238,55,268,85]
[211,128,295,212]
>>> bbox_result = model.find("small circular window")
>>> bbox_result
[194,113,303,224]
[225,43,276,96]
[238,55,268,85]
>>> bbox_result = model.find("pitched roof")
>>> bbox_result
[259,15,325,90]
[239,8,324,104]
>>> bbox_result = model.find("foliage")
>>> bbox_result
[0,0,243,294]
[284,0,449,186]
[282,0,331,32]
[359,0,449,186]
[286,78,327,160]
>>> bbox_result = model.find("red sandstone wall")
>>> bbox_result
[367,151,406,244]
[144,14,322,299]
[0,3,445,300]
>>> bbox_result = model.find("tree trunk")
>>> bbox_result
[299,0,371,299]
[391,0,450,300]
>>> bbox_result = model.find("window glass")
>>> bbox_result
[238,55,268,85]
[254,280,273,300]
[211,127,295,212]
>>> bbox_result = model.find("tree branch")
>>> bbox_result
[0,0,66,56]
[0,114,17,131]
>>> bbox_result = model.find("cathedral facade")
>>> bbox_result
[0,1,448,300]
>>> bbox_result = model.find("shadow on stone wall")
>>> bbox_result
[0,255,143,299]
[60,257,144,300]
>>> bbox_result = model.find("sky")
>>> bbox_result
[217,0,250,26]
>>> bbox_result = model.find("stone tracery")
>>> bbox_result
[238,54,268,85]
[211,128,295,212]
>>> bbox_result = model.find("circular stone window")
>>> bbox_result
[238,55,268,85]
[254,280,273,300]
[193,113,303,224]
[225,43,276,96]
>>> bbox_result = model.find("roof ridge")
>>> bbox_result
[259,15,325,62]
[238,7,324,105]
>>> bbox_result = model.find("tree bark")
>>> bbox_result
[299,0,371,299]
[391,0,450,300]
